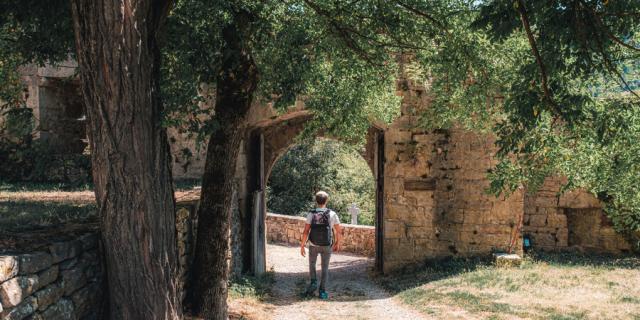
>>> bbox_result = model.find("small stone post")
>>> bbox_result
[348,203,360,225]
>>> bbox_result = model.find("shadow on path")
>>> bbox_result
[264,243,426,320]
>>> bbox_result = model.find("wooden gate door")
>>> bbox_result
[251,133,267,274]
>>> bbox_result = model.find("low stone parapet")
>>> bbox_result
[266,213,375,257]
[0,230,104,320]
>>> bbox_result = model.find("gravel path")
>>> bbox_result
[265,243,426,320]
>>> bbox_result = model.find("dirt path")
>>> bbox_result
[264,243,426,320]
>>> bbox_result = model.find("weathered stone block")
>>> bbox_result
[60,268,86,295]
[49,241,82,264]
[384,221,405,239]
[528,214,547,227]
[71,282,99,318]
[36,267,58,291]
[0,275,38,307]
[385,204,409,220]
[494,253,522,267]
[34,282,64,311]
[0,256,19,283]
[78,233,99,252]
[39,298,74,320]
[18,253,52,275]
[58,258,78,271]
[1,296,37,320]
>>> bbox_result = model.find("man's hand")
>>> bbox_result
[300,245,306,257]
[332,242,341,252]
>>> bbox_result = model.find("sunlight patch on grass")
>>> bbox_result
[383,252,640,319]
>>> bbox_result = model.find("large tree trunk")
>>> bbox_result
[70,1,181,319]
[189,13,258,319]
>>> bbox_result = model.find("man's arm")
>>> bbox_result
[332,224,342,252]
[300,223,311,257]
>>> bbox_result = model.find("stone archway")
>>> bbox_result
[240,110,386,274]
[226,80,529,277]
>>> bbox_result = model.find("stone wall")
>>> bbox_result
[20,62,87,154]
[381,79,525,272]
[524,178,631,253]
[16,63,207,181]
[176,201,198,304]
[0,232,104,320]
[266,213,376,257]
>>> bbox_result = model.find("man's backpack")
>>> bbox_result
[308,209,332,246]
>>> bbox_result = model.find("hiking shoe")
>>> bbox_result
[305,280,318,296]
[319,290,329,300]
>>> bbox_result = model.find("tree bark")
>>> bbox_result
[189,12,258,319]
[69,1,181,319]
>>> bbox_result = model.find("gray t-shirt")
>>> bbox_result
[306,208,340,227]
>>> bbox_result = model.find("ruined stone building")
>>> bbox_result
[16,63,633,276]
[13,62,207,181]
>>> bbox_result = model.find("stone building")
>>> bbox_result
[13,63,207,180]
[20,61,86,154]
[14,63,633,276]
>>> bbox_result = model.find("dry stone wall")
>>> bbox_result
[175,201,198,304]
[0,233,103,320]
[266,213,375,257]
[524,178,631,253]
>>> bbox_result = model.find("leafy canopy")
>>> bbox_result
[267,139,376,225]
[2,0,640,240]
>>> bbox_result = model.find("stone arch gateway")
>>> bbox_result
[239,110,386,274]
[227,81,530,276]
[225,83,534,276]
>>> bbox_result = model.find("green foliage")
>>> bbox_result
[228,271,275,300]
[0,108,91,184]
[405,0,640,240]
[267,139,375,225]
[0,201,96,231]
[3,0,639,243]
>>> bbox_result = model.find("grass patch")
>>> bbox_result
[229,271,275,301]
[0,200,96,230]
[174,179,201,191]
[0,179,202,192]
[620,295,640,304]
[0,181,93,192]
[382,252,640,319]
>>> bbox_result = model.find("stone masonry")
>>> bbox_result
[524,177,632,253]
[13,64,633,279]
[378,78,525,272]
[266,213,376,257]
[0,232,104,320]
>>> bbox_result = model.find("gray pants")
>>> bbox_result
[308,245,332,290]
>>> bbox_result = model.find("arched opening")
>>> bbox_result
[243,112,385,276]
[267,138,376,226]
[259,136,382,299]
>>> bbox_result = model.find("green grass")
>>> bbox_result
[381,252,640,319]
[0,200,96,230]
[0,179,202,192]
[0,181,93,192]
[174,178,202,191]
[229,271,275,301]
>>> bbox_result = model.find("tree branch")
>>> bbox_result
[393,0,445,29]
[516,0,559,114]
[302,0,381,66]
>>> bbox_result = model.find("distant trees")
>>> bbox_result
[267,139,375,225]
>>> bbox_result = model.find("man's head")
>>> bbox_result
[315,191,329,207]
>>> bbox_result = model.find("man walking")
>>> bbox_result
[300,191,342,299]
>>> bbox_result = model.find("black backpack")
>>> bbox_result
[308,209,332,246]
